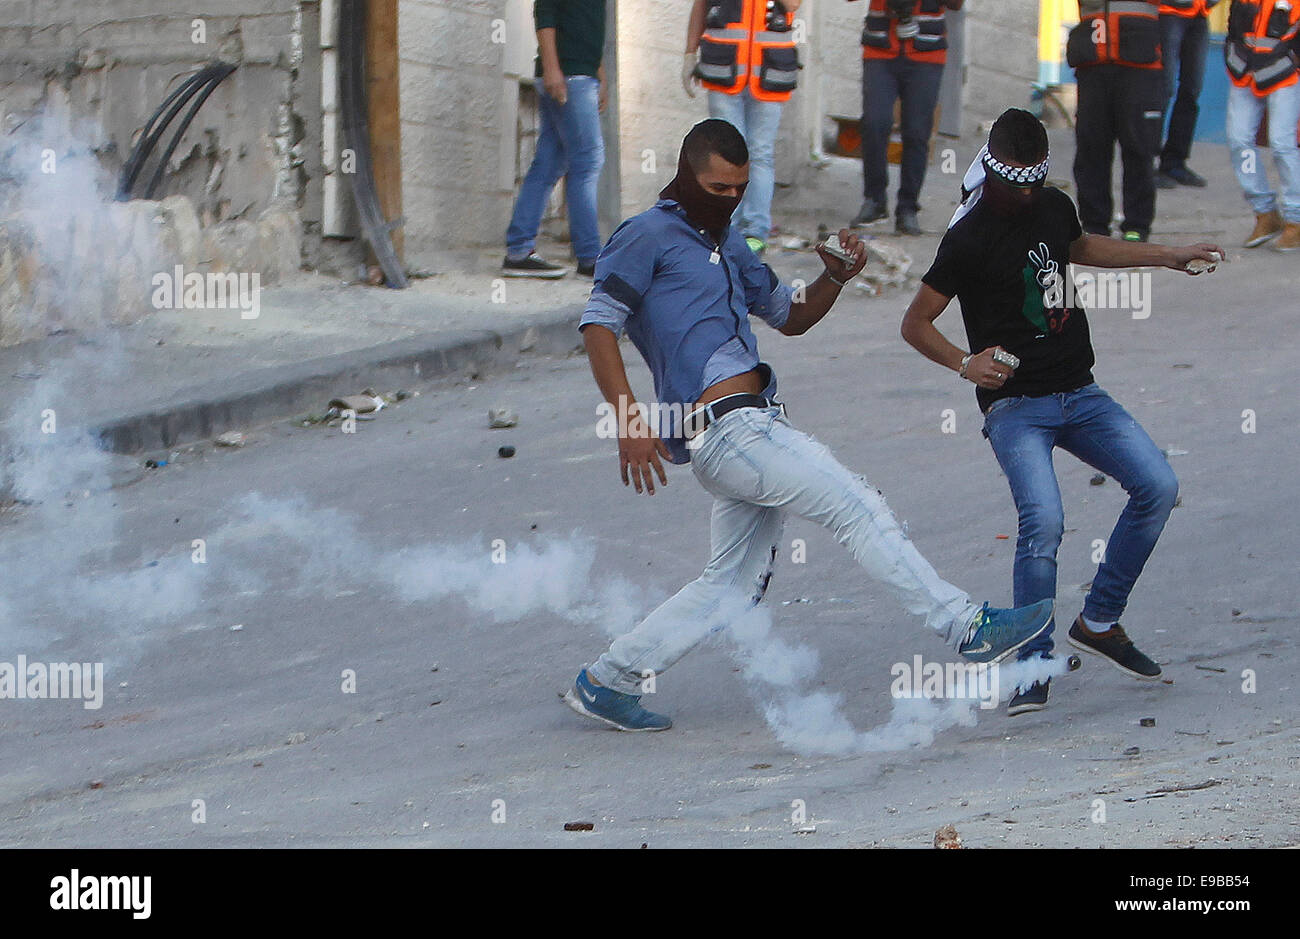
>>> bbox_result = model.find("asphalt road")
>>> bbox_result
[1,245,1297,848]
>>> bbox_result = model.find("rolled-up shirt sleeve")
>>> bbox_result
[579,218,657,336]
[745,260,793,331]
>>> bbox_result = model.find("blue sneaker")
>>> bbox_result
[958,599,1055,665]
[563,669,672,732]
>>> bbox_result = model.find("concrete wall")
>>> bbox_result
[964,0,1040,127]
[0,0,323,344]
[398,0,513,272]
[0,0,313,231]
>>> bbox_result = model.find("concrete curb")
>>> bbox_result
[92,308,583,454]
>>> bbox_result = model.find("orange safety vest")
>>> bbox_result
[696,0,800,102]
[1226,0,1300,95]
[860,0,949,65]
[1067,1,1163,70]
[1158,0,1220,15]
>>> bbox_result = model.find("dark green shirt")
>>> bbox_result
[534,0,605,79]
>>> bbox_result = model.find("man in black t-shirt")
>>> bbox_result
[901,108,1221,715]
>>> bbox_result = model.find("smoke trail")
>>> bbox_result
[719,597,1071,756]
[1,109,162,338]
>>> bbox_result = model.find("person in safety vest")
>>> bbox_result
[1068,0,1166,243]
[1225,0,1300,249]
[847,0,963,236]
[685,0,804,257]
[1156,1,1222,189]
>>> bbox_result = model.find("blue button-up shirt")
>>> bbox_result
[579,199,794,463]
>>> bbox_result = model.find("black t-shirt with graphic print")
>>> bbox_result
[922,186,1095,412]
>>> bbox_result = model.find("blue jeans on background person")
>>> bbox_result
[861,56,945,216]
[506,76,605,263]
[1159,12,1209,172]
[708,88,784,243]
[1227,81,1300,223]
[982,384,1179,659]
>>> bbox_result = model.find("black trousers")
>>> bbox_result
[1073,65,1165,236]
[861,56,945,216]
[1159,12,1209,170]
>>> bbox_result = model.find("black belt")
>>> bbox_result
[684,393,781,439]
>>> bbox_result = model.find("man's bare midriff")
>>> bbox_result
[694,368,763,409]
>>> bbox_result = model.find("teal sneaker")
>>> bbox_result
[563,669,672,732]
[958,599,1055,665]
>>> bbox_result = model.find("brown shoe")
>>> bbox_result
[1245,210,1283,248]
[1274,222,1300,252]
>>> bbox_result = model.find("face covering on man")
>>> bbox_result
[949,143,1049,228]
[659,147,746,240]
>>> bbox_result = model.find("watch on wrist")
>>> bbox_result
[959,353,973,379]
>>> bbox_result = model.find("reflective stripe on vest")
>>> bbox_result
[1071,0,1162,70]
[698,0,800,101]
[860,0,948,63]
[1225,0,1300,94]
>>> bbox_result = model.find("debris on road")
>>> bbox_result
[488,407,518,428]
[1123,746,1140,756]
[859,240,913,293]
[498,445,516,458]
[286,732,307,745]
[1195,664,1226,673]
[1090,473,1105,486]
[934,824,963,849]
[564,821,594,831]
[214,431,245,447]
[229,624,243,632]
[1140,718,1156,727]
[795,825,816,835]
[89,780,105,790]
[328,393,384,416]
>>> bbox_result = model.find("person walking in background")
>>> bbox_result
[849,0,963,236]
[502,0,608,279]
[1068,0,1165,242]
[685,0,803,257]
[1224,0,1300,249]
[1156,1,1221,189]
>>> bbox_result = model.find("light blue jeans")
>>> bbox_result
[506,76,605,263]
[708,89,783,243]
[1227,81,1300,223]
[588,404,983,695]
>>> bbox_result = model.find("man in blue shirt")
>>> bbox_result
[564,119,1056,732]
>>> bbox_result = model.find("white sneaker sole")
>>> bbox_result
[562,689,670,732]
[501,268,566,279]
[1007,699,1047,716]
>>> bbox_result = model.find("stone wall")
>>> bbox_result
[0,0,323,345]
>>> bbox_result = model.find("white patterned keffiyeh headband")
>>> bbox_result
[948,144,1050,229]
